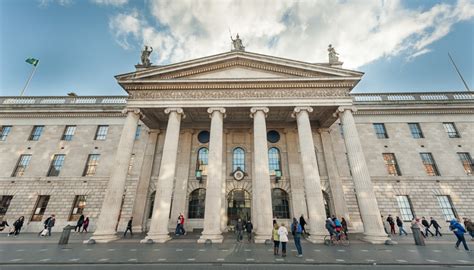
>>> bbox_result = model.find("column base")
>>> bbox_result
[305,233,325,244]
[141,233,171,244]
[84,232,119,244]
[362,233,391,244]
[197,233,223,244]
[254,233,272,244]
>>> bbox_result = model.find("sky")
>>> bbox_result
[0,0,473,97]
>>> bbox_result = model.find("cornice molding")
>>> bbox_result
[354,109,474,115]
[0,112,125,118]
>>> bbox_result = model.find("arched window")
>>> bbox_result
[268,147,281,175]
[272,188,290,219]
[232,147,245,171]
[147,191,156,219]
[188,188,206,219]
[197,147,208,175]
[227,189,251,225]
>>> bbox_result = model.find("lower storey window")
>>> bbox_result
[0,195,13,220]
[436,195,457,221]
[271,188,290,219]
[31,195,50,221]
[188,189,206,219]
[396,195,414,221]
[69,195,86,221]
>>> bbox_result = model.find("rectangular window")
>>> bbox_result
[0,126,12,141]
[420,152,440,176]
[29,125,44,141]
[408,123,424,138]
[436,195,457,221]
[83,154,100,176]
[61,125,76,141]
[0,195,13,220]
[383,153,401,176]
[396,196,414,221]
[69,195,86,221]
[135,125,142,140]
[12,154,32,177]
[373,123,388,139]
[457,152,473,176]
[31,195,50,221]
[47,154,66,177]
[443,122,460,138]
[94,125,109,140]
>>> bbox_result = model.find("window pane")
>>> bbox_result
[268,147,281,175]
[272,188,290,219]
[197,148,208,176]
[83,154,100,176]
[29,126,44,141]
[0,126,12,141]
[383,153,401,176]
[436,195,456,221]
[373,123,388,139]
[408,123,424,138]
[457,152,473,176]
[31,195,50,221]
[396,196,414,221]
[443,123,460,138]
[188,189,206,219]
[12,154,32,177]
[420,153,440,176]
[95,125,109,140]
[232,147,245,171]
[62,125,76,141]
[47,154,65,176]
[69,195,86,221]
[0,195,13,219]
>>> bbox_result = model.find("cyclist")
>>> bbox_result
[333,217,342,240]
[325,218,335,238]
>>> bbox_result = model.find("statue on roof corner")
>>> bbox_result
[140,45,153,67]
[328,44,339,63]
[231,34,245,51]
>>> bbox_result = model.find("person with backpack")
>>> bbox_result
[396,216,408,236]
[75,214,84,232]
[278,223,288,257]
[245,219,253,242]
[291,217,303,257]
[82,217,90,233]
[8,216,24,237]
[450,219,470,251]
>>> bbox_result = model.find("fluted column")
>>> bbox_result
[292,107,327,243]
[250,107,273,243]
[199,108,226,243]
[141,108,184,243]
[87,108,141,243]
[337,107,389,244]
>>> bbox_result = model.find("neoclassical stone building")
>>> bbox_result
[0,49,473,244]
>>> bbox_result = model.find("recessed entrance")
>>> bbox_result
[227,189,251,226]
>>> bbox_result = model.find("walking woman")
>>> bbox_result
[272,222,280,255]
[82,217,90,233]
[8,216,24,237]
[278,223,288,257]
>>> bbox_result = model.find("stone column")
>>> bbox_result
[250,107,273,243]
[141,108,184,243]
[87,108,141,243]
[337,107,389,244]
[199,108,226,243]
[132,130,160,232]
[292,107,327,243]
[319,129,350,223]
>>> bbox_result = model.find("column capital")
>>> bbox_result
[333,106,357,117]
[249,107,269,118]
[207,107,226,118]
[122,108,144,119]
[292,106,313,118]
[164,107,186,119]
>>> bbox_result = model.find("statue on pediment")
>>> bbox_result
[231,34,245,51]
[140,46,153,67]
[328,44,339,63]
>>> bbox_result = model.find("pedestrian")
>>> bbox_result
[333,217,342,240]
[291,217,303,257]
[396,216,408,236]
[430,217,442,237]
[46,214,56,236]
[449,219,470,251]
[278,223,288,257]
[421,217,434,237]
[175,213,186,236]
[381,215,389,234]
[341,217,349,239]
[236,218,243,242]
[272,222,280,255]
[8,216,24,237]
[299,214,308,235]
[0,219,9,232]
[38,215,51,236]
[386,214,396,235]
[464,218,474,240]
[82,217,89,233]
[245,219,253,242]
[75,214,84,232]
[124,217,133,237]
[413,217,426,238]
[325,218,336,237]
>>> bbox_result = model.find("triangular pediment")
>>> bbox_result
[116,50,363,83]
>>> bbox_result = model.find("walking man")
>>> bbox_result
[235,218,243,242]
[422,217,435,237]
[396,216,408,236]
[291,218,303,257]
[299,214,308,235]
[386,214,396,235]
[245,219,253,242]
[124,217,133,237]
[175,213,186,236]
[75,214,84,232]
[46,214,55,236]
[430,217,442,236]
[450,219,470,251]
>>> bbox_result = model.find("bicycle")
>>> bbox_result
[324,233,349,246]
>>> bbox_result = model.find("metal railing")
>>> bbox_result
[0,96,128,105]
[352,92,474,103]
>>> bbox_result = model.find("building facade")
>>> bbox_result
[0,50,473,244]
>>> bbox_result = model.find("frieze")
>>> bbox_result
[0,112,125,118]
[129,88,350,100]
[124,82,356,90]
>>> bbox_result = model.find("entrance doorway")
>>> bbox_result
[227,189,251,226]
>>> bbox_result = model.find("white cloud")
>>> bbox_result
[109,0,474,68]
[91,0,128,6]
[38,0,73,7]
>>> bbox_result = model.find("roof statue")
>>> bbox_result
[231,34,245,51]
[140,45,153,67]
[328,44,339,64]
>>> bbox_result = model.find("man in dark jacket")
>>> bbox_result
[299,214,307,235]
[430,217,442,236]
[235,219,243,242]
[421,217,434,237]
[245,220,253,242]
[450,219,470,251]
[396,216,408,236]
[124,217,133,237]
[386,215,396,234]
[75,214,85,232]
[46,214,56,236]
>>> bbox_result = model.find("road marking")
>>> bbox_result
[176,248,183,252]
[305,258,315,262]
[85,249,93,251]
[384,249,392,252]
[128,258,137,262]
[275,258,284,262]
[426,259,439,263]
[217,258,225,261]
[199,249,206,252]
[366,259,376,262]
[267,249,273,252]
[98,258,109,262]
[10,259,22,262]
[457,260,470,263]
[153,249,160,251]
[313,249,320,252]
[221,249,229,252]
[158,258,167,261]
[130,249,137,251]
[39,259,51,262]
[16,249,24,252]
[107,249,115,251]
[396,259,407,263]
[408,249,416,252]
[69,258,80,262]
[187,258,195,261]
[336,259,345,262]
[246,258,255,261]
[432,250,441,252]
[337,249,346,252]
[291,249,297,252]
[361,249,369,252]
[244,249,252,252]
[39,249,48,252]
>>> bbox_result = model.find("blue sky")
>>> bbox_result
[0,0,473,96]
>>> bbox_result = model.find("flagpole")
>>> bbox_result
[20,63,38,96]
[448,52,471,92]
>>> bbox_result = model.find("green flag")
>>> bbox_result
[25,58,39,67]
